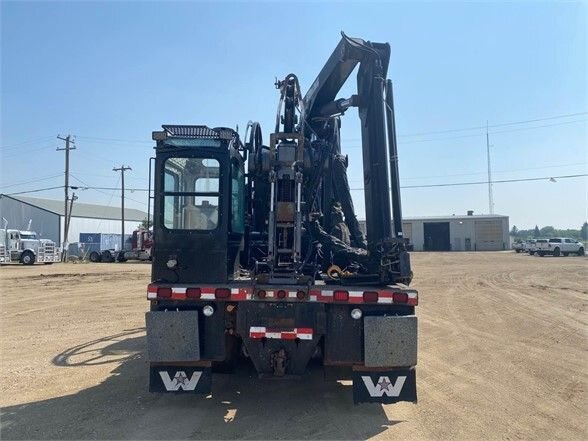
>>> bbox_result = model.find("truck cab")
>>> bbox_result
[0,228,58,265]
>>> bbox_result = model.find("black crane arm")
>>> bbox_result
[302,32,405,254]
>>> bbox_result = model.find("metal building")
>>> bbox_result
[0,194,148,250]
[359,213,509,251]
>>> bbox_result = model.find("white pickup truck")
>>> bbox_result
[534,237,585,257]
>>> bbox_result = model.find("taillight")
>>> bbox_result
[296,290,306,300]
[157,287,172,298]
[257,289,266,299]
[277,290,287,299]
[215,288,231,299]
[334,290,349,301]
[363,291,379,302]
[393,292,409,304]
[186,288,201,299]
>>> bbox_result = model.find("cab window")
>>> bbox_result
[163,158,220,230]
[231,161,245,234]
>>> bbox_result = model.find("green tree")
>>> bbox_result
[138,217,152,230]
[510,225,519,237]
[533,225,540,238]
[540,226,555,237]
[581,222,588,241]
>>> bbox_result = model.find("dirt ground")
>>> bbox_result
[0,252,586,440]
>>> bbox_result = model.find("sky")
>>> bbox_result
[1,1,586,230]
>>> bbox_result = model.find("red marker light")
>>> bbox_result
[393,292,409,304]
[296,291,306,300]
[157,287,172,298]
[258,289,267,299]
[277,290,287,299]
[186,288,201,299]
[363,291,379,302]
[334,290,349,301]
[215,288,231,299]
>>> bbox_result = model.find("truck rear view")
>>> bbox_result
[146,33,418,404]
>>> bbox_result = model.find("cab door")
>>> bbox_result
[153,152,230,284]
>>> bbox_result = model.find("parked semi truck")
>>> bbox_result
[146,34,418,404]
[81,230,152,262]
[0,222,59,264]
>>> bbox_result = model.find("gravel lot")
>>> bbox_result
[1,252,586,440]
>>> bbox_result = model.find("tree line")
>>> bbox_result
[510,222,588,241]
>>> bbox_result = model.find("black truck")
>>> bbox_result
[145,33,418,404]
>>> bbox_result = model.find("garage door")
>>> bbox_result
[402,222,412,242]
[475,221,504,251]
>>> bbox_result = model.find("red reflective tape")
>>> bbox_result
[281,332,297,340]
[250,332,265,339]
[296,328,313,334]
[231,290,247,300]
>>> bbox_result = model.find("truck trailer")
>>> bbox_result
[145,33,418,404]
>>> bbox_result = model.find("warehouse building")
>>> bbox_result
[0,194,148,249]
[359,212,509,251]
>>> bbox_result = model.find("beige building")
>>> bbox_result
[359,213,509,251]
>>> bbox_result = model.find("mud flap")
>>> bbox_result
[149,365,212,394]
[352,368,417,404]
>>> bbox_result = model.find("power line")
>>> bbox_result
[75,136,151,145]
[341,118,588,147]
[398,161,588,182]
[4,172,586,198]
[348,173,588,191]
[398,111,588,138]
[1,136,54,151]
[4,185,64,196]
[0,174,63,189]
[71,111,588,146]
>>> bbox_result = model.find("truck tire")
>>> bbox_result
[21,250,35,265]
[89,251,101,263]
[515,249,521,253]
[102,250,114,263]
[578,247,585,256]
[117,252,127,263]
[553,247,561,257]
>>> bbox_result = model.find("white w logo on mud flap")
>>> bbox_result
[159,371,202,391]
[361,375,406,397]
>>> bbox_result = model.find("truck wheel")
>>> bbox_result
[578,247,585,256]
[89,251,101,263]
[553,247,561,257]
[102,250,113,262]
[117,252,127,263]
[21,250,35,265]
[515,249,521,253]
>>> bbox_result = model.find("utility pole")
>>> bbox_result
[113,165,132,252]
[64,193,78,249]
[57,135,76,261]
[486,121,494,214]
